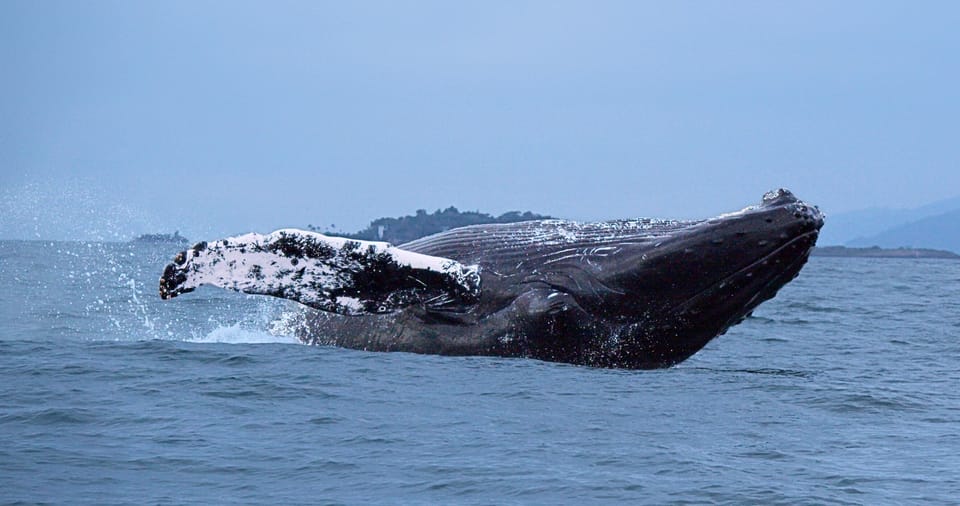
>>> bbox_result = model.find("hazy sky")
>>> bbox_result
[2,1,958,240]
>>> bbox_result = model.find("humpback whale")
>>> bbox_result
[160,189,823,369]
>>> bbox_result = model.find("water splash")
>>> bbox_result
[46,239,303,345]
[0,178,157,241]
[187,323,301,345]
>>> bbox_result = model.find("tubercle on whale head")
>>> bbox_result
[761,188,798,207]
[759,188,824,226]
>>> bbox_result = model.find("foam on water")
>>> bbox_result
[187,322,301,345]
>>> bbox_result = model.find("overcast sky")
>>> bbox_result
[2,1,958,240]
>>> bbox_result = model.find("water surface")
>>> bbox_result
[1,241,958,504]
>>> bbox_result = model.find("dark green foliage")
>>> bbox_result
[309,207,552,244]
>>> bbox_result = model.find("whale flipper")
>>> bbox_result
[159,229,481,315]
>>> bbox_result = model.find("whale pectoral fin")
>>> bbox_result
[158,229,481,315]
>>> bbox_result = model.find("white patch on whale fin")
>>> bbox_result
[159,228,481,316]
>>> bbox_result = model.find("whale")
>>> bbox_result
[160,189,823,369]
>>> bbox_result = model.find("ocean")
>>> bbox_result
[1,240,958,504]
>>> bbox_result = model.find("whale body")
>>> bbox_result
[160,189,823,369]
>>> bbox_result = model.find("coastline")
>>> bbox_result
[812,245,959,259]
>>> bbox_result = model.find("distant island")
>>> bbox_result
[309,207,552,245]
[131,231,189,246]
[812,246,960,259]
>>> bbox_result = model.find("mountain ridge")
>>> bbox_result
[817,195,960,253]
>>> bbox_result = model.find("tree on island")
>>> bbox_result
[308,206,552,244]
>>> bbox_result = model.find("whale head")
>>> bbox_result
[594,189,824,367]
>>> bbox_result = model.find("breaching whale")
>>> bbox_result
[160,189,823,369]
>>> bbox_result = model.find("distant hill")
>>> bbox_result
[816,195,960,253]
[818,195,960,247]
[310,207,553,245]
[846,209,960,253]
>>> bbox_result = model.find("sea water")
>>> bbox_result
[1,240,958,504]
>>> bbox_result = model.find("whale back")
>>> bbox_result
[400,218,702,271]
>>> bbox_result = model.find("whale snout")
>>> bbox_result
[670,189,824,336]
[760,188,824,231]
[709,189,823,293]
[611,189,824,367]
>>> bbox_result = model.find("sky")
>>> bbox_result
[2,1,958,240]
